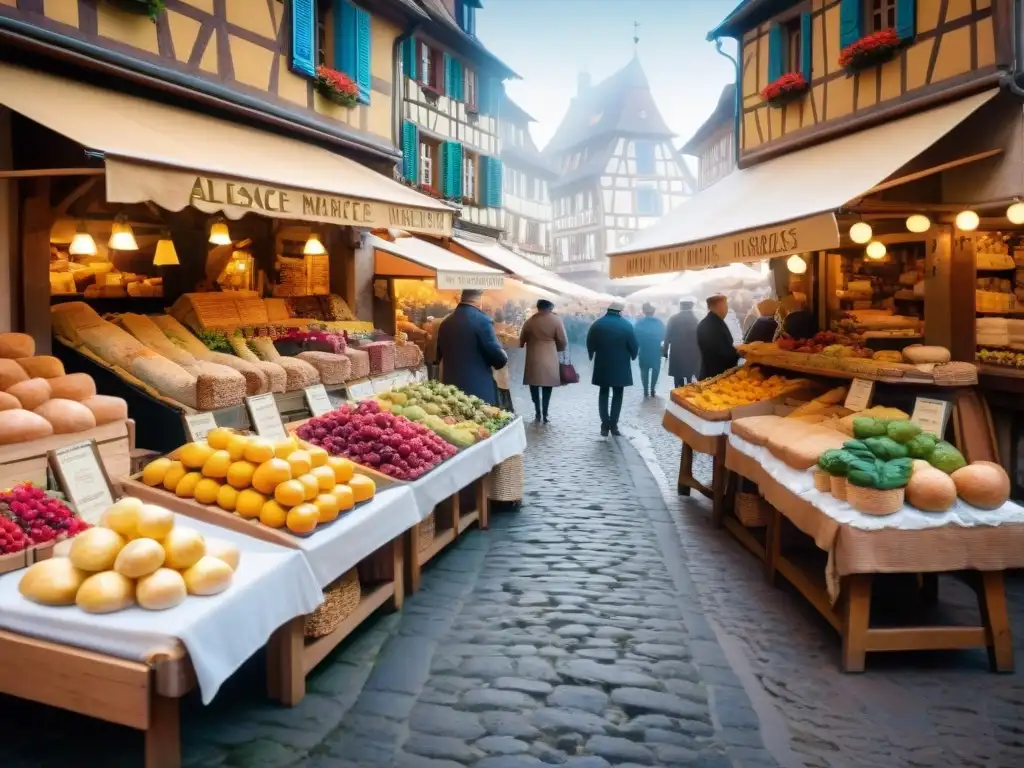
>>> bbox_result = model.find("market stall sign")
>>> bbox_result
[844,379,875,412]
[47,440,116,523]
[183,412,218,442]
[435,272,506,291]
[347,379,375,400]
[303,384,335,417]
[607,212,838,278]
[105,164,453,237]
[245,394,288,441]
[911,397,952,438]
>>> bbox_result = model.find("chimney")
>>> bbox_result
[577,72,591,96]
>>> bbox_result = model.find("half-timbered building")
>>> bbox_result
[499,95,556,267]
[681,83,737,191]
[397,0,516,238]
[544,59,696,289]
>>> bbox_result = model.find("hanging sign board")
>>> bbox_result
[435,272,506,291]
[844,379,875,412]
[182,412,218,443]
[47,440,116,523]
[911,397,952,439]
[303,384,335,417]
[346,379,375,400]
[245,394,288,441]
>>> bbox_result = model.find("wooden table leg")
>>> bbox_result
[979,571,1014,673]
[267,617,306,706]
[145,693,180,768]
[477,477,490,530]
[841,574,872,673]
[448,493,461,538]
[390,537,405,611]
[678,445,693,496]
[405,526,423,594]
[709,441,728,528]
[765,505,781,586]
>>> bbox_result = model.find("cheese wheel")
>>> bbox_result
[47,373,97,402]
[16,356,65,379]
[7,378,53,411]
[81,395,128,425]
[0,361,30,393]
[113,538,166,578]
[0,332,35,359]
[35,399,97,434]
[0,391,20,412]
[182,556,233,596]
[0,409,53,444]
[136,568,187,611]
[75,570,135,614]
[18,558,88,606]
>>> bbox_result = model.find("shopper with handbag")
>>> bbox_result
[587,300,638,437]
[518,299,568,423]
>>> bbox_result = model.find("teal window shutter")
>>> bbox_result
[442,142,463,198]
[484,157,503,208]
[403,37,417,80]
[895,0,915,42]
[839,0,863,49]
[800,12,812,81]
[335,1,371,104]
[452,62,464,101]
[401,121,418,182]
[290,0,316,77]
[767,23,784,80]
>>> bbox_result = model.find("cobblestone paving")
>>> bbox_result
[611,350,1024,768]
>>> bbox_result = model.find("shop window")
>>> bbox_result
[785,16,802,74]
[637,185,661,215]
[419,138,438,189]
[868,0,897,33]
[463,151,477,202]
[635,141,655,174]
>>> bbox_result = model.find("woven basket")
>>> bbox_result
[419,512,436,552]
[734,491,769,527]
[813,470,831,493]
[304,569,361,639]
[489,454,524,502]
[846,485,904,516]
[829,475,848,501]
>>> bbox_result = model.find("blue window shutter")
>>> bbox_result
[335,1,371,103]
[442,142,463,198]
[800,12,813,81]
[403,37,417,80]
[839,0,863,49]
[290,0,316,77]
[354,6,371,103]
[895,0,915,42]
[767,23,784,80]
[401,121,418,182]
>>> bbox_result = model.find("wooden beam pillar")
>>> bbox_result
[949,231,978,362]
[924,226,953,353]
[20,178,53,353]
[0,108,14,333]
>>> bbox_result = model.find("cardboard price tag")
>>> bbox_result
[182,412,218,442]
[245,394,288,441]
[303,384,334,417]
[346,379,375,400]
[47,440,116,523]
[911,397,952,438]
[844,379,875,412]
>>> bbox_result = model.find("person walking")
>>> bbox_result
[697,294,739,380]
[633,302,666,397]
[587,300,638,437]
[436,289,508,405]
[662,298,701,387]
[519,299,568,423]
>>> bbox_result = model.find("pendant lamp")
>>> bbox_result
[108,216,138,251]
[304,233,327,255]
[69,222,97,256]
[209,218,232,245]
[955,210,980,231]
[848,222,872,244]
[153,234,180,266]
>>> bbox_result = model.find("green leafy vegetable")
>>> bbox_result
[886,420,921,444]
[818,449,858,476]
[928,441,967,474]
[852,417,889,439]
[905,433,938,459]
[876,458,913,489]
[863,436,909,460]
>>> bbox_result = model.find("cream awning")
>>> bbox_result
[371,235,505,290]
[0,63,453,236]
[609,89,999,278]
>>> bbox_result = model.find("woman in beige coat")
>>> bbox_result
[519,299,568,423]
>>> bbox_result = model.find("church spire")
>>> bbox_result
[633,21,640,50]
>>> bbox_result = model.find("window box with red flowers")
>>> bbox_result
[419,184,442,198]
[315,66,359,108]
[760,72,809,109]
[839,29,901,75]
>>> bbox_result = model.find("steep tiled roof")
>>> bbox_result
[543,56,674,156]
[415,0,518,78]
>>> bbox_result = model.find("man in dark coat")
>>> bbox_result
[662,299,701,387]
[697,295,739,380]
[437,290,508,405]
[586,300,638,437]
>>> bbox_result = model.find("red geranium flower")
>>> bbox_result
[760,72,808,103]
[838,28,900,68]
[316,66,359,102]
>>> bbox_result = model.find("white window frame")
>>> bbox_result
[419,42,432,87]
[465,67,477,106]
[463,154,476,201]
[419,141,433,187]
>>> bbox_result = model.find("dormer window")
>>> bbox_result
[456,0,477,36]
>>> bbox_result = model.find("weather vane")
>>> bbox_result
[633,21,640,48]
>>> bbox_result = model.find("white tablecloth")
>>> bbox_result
[0,516,322,704]
[728,434,1024,531]
[665,401,732,436]
[298,486,418,588]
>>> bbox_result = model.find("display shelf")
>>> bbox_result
[743,355,974,386]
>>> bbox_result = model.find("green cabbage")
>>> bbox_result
[905,433,938,459]
[886,420,921,444]
[818,449,857,476]
[852,417,889,439]
[863,436,909,460]
[928,441,967,474]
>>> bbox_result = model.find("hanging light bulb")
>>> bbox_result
[849,222,873,244]
[955,210,980,231]
[68,222,97,256]
[208,218,232,245]
[786,254,807,274]
[108,215,138,251]
[153,233,180,266]
[866,240,886,259]
[906,214,931,233]
[303,233,327,255]
[1007,201,1024,225]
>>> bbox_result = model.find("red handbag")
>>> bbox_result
[559,351,579,385]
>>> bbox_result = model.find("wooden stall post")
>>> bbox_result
[20,178,53,354]
[979,571,1014,672]
[145,695,181,768]
[677,444,694,496]
[841,574,873,673]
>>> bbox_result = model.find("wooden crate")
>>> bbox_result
[0,419,133,489]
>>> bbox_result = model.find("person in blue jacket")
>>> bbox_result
[586,300,639,437]
[633,302,666,398]
[437,290,508,405]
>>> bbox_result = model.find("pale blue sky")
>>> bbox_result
[476,0,739,150]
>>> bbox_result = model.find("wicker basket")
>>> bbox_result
[734,491,769,527]
[829,475,848,501]
[304,569,361,639]
[846,484,905,516]
[419,512,436,552]
[813,470,831,493]
[489,454,524,502]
